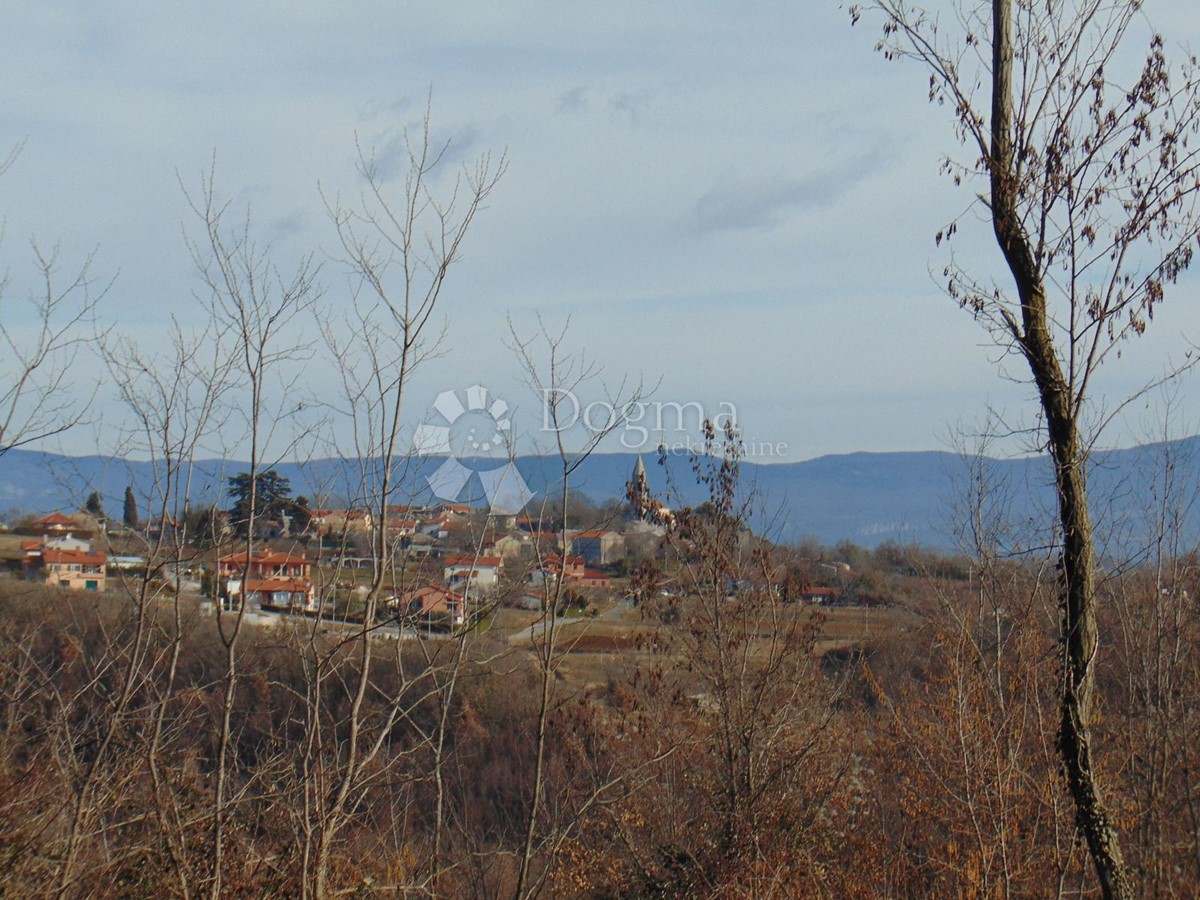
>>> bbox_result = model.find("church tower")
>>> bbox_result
[628,454,650,520]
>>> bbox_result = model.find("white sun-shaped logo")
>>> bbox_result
[412,385,534,514]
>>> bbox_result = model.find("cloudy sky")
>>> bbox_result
[3,1,1200,463]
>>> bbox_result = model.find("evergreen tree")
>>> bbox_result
[123,485,138,529]
[227,469,293,537]
[85,491,105,518]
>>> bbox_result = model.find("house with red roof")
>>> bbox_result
[579,568,613,589]
[538,554,586,579]
[531,554,613,590]
[23,539,107,592]
[217,547,315,611]
[31,511,93,539]
[800,586,841,605]
[394,585,465,626]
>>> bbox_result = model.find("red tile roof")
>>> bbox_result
[36,512,77,527]
[42,548,107,566]
[219,548,309,567]
[246,578,312,593]
[444,556,501,568]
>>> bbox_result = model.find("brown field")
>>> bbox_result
[496,600,911,692]
[0,534,28,563]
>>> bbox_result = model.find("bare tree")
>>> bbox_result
[183,164,321,898]
[101,314,237,897]
[0,144,106,456]
[854,2,1200,894]
[620,422,848,894]
[506,318,657,898]
[298,111,504,896]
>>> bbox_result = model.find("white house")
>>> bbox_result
[443,555,502,593]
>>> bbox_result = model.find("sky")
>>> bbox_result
[3,1,1200,465]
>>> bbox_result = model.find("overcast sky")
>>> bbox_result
[3,1,1200,464]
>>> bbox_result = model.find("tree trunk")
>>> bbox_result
[988,2,1132,896]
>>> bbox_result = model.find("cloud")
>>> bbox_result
[268,208,310,242]
[608,89,652,124]
[687,154,882,236]
[358,94,415,123]
[555,86,590,114]
[364,122,485,183]
[554,85,652,122]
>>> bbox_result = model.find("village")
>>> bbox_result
[0,456,898,672]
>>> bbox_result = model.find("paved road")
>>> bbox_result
[507,596,633,645]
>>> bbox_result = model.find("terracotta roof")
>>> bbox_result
[444,556,501,568]
[36,512,77,527]
[246,578,313,593]
[220,548,309,566]
[42,548,107,566]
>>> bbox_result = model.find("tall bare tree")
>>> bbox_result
[300,111,504,896]
[184,165,321,898]
[101,314,237,897]
[507,318,654,898]
[0,143,106,456]
[854,1,1200,895]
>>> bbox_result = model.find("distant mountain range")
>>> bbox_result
[3,438,1200,552]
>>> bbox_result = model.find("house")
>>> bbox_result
[529,531,565,555]
[800,586,841,605]
[217,547,315,611]
[31,511,93,539]
[571,529,626,565]
[308,508,373,538]
[579,568,613,589]
[443,555,502,593]
[395,585,465,626]
[144,516,184,540]
[538,554,586,580]
[244,577,316,610]
[490,533,525,561]
[22,534,90,556]
[23,540,108,592]
[419,515,453,540]
[386,503,430,518]
[530,555,611,589]
[386,518,418,539]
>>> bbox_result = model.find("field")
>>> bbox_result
[499,598,909,692]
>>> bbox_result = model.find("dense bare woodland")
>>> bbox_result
[4,0,1200,896]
